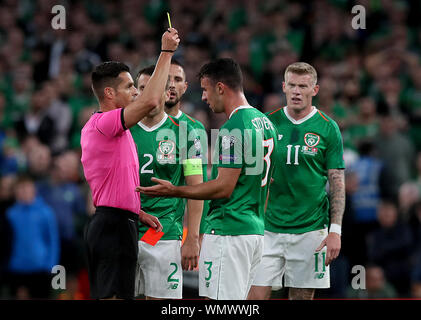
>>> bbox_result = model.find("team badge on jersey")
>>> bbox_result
[304,133,320,147]
[157,140,176,163]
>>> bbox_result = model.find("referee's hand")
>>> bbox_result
[161,27,179,52]
[139,209,163,232]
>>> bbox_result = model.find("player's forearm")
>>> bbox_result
[175,179,231,200]
[186,200,203,239]
[328,169,345,226]
[185,174,204,239]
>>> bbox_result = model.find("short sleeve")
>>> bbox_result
[94,108,126,137]
[216,125,243,169]
[326,121,345,170]
[186,126,204,160]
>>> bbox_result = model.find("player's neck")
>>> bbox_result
[141,111,166,128]
[286,104,314,121]
[224,92,250,118]
[99,101,118,112]
[165,104,180,117]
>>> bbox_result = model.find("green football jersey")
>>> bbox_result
[130,114,202,240]
[265,106,345,234]
[173,111,210,234]
[204,106,279,236]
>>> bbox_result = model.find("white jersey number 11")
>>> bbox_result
[286,145,300,165]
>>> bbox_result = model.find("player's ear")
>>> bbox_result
[282,82,286,93]
[103,87,115,100]
[216,82,224,95]
[312,84,320,97]
[182,81,188,95]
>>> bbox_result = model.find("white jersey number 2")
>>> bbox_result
[140,154,154,174]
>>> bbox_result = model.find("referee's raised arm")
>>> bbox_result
[81,28,180,300]
[123,28,180,129]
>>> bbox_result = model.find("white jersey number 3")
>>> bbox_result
[262,138,274,187]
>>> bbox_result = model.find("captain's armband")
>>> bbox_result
[182,158,203,176]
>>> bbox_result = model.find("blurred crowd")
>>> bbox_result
[1,0,421,299]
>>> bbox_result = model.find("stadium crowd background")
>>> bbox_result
[0,0,421,299]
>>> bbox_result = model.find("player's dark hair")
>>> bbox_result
[197,58,243,91]
[171,59,185,70]
[137,65,155,77]
[135,65,156,87]
[91,61,130,101]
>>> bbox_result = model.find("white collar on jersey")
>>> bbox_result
[137,113,168,132]
[229,105,253,119]
[284,106,318,124]
[173,110,183,119]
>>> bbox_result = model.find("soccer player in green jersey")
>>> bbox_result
[130,66,204,299]
[137,58,279,300]
[164,59,210,238]
[248,62,346,300]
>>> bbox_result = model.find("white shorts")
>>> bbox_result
[253,229,330,290]
[199,234,264,300]
[135,240,182,299]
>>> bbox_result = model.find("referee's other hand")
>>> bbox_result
[139,209,163,232]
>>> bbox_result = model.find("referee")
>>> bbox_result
[81,28,180,300]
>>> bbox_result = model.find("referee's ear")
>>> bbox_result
[103,87,116,101]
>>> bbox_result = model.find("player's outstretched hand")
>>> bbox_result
[135,177,176,197]
[315,232,341,266]
[139,209,163,232]
[161,27,180,52]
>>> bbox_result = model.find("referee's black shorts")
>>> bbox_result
[84,206,139,300]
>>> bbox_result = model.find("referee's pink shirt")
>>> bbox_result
[81,108,140,215]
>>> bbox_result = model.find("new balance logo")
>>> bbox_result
[278,134,283,140]
[168,283,178,290]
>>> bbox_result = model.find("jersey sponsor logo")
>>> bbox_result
[221,135,236,150]
[158,140,176,164]
[304,132,320,147]
[194,138,202,151]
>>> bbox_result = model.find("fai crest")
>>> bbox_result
[304,133,320,147]
[157,140,176,163]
